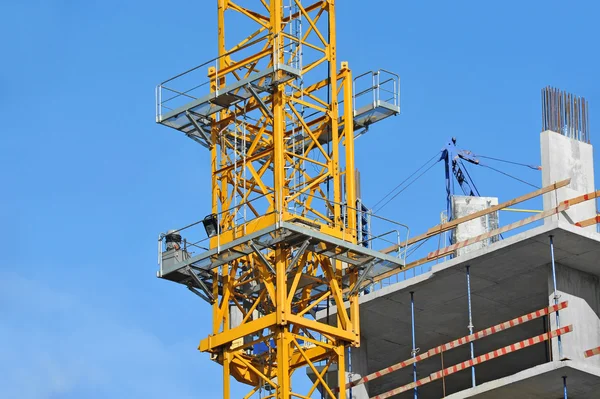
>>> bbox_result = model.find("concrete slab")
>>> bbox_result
[315,221,600,397]
[446,361,600,399]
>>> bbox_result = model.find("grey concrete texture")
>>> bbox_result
[452,196,499,256]
[348,336,370,399]
[541,130,596,230]
[317,221,600,398]
[548,264,600,368]
[445,361,600,398]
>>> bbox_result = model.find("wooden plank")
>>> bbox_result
[371,187,600,285]
[428,203,569,259]
[380,178,570,255]
[563,189,600,207]
[370,256,439,285]
[575,215,600,228]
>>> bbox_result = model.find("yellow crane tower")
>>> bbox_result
[155,1,400,397]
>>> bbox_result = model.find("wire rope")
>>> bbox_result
[373,159,440,214]
[372,151,441,211]
[479,164,540,189]
[474,154,540,170]
[458,159,481,196]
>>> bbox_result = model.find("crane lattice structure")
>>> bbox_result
[155,1,400,397]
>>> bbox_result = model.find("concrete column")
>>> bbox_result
[548,263,600,367]
[541,130,596,230]
[451,195,499,256]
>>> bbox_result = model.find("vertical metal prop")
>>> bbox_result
[410,292,418,399]
[549,235,563,359]
[563,376,568,399]
[348,346,352,399]
[466,265,476,387]
[542,86,590,143]
[441,349,446,397]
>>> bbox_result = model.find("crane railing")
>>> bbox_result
[353,69,400,115]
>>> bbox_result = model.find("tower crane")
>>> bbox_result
[441,137,541,227]
[441,137,481,223]
[153,2,400,398]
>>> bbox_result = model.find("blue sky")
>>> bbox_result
[1,1,599,398]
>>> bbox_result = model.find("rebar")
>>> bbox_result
[542,86,590,143]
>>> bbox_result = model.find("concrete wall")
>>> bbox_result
[541,130,596,230]
[548,263,600,367]
[452,195,499,256]
[346,337,369,399]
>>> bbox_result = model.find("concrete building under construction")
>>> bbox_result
[152,2,600,398]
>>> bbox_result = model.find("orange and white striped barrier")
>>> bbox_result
[339,301,568,392]
[584,346,600,358]
[428,301,568,355]
[371,325,573,399]
[428,203,569,259]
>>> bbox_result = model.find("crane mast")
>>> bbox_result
[155,1,401,397]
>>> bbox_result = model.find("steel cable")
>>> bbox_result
[373,158,440,214]
[371,151,441,212]
[474,154,541,171]
[479,164,540,189]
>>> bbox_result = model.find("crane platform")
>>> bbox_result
[158,220,405,301]
[156,63,301,148]
[156,67,400,149]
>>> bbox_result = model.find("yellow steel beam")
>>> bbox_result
[200,313,277,352]
[287,314,357,343]
[200,1,355,397]
[293,339,336,398]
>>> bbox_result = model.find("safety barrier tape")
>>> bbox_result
[371,325,573,399]
[584,346,600,358]
[338,301,568,392]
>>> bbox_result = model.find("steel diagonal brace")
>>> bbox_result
[187,286,211,303]
[250,241,276,275]
[246,84,273,118]
[286,239,311,274]
[187,267,215,303]
[185,111,212,147]
[348,259,377,297]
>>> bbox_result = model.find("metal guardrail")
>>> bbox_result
[353,69,400,113]
[155,35,271,122]
[158,198,411,278]
[155,33,302,124]
[157,192,274,275]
